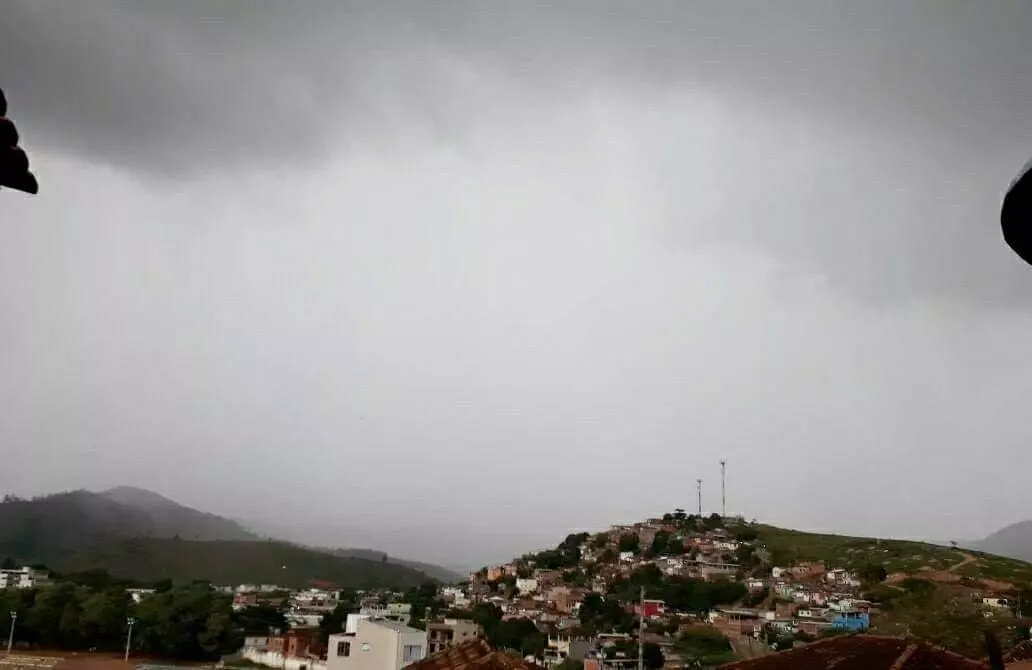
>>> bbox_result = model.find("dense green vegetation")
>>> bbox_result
[605,564,747,616]
[54,538,430,590]
[672,628,736,667]
[444,603,547,657]
[0,576,277,660]
[867,579,1028,658]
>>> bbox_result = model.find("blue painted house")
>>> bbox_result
[831,611,869,631]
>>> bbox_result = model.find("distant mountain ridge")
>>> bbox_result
[321,547,462,583]
[99,486,260,541]
[0,487,441,588]
[969,519,1032,561]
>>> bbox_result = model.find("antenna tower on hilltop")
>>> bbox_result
[720,459,727,518]
[696,479,702,517]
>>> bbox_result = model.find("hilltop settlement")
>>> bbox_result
[5,511,1032,670]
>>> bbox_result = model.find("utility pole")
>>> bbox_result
[7,611,16,654]
[124,617,135,662]
[637,586,645,670]
[720,459,727,519]
[696,479,702,517]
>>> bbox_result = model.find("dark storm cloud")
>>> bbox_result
[2,0,1031,307]
[4,1,1030,173]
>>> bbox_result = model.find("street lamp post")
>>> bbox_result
[124,617,136,662]
[6,611,17,655]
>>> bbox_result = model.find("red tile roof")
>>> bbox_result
[405,640,540,670]
[718,635,989,670]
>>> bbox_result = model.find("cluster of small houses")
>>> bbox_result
[229,519,894,670]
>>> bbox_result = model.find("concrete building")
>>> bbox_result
[515,578,538,595]
[543,635,592,668]
[0,567,46,589]
[327,616,427,670]
[359,603,413,625]
[426,619,481,655]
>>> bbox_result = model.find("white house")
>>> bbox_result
[327,617,427,670]
[516,578,538,595]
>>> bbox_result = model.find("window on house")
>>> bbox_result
[403,645,423,663]
[337,641,351,657]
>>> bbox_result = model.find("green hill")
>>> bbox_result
[0,489,435,589]
[60,537,432,589]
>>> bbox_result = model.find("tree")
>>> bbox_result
[79,588,131,650]
[235,605,288,636]
[642,642,664,670]
[649,531,671,557]
[133,584,238,660]
[618,534,640,554]
[1,557,16,570]
[405,581,443,630]
[857,564,888,584]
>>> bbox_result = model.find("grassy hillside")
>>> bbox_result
[59,537,433,589]
[744,523,1032,585]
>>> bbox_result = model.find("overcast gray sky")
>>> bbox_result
[2,1,1032,569]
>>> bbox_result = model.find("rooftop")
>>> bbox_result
[405,640,539,670]
[718,635,989,670]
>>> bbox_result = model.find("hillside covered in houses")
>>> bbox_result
[453,511,1032,664]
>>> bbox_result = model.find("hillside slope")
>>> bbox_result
[747,523,1032,586]
[63,537,432,589]
[99,486,258,541]
[324,548,463,583]
[0,490,436,588]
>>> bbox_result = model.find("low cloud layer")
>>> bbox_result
[2,2,1032,565]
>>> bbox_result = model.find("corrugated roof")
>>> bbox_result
[718,635,988,669]
[405,640,539,670]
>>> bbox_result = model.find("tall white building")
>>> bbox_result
[327,616,426,670]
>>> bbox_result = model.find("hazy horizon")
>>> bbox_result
[2,1,1032,569]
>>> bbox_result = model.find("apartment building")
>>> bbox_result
[327,616,427,670]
